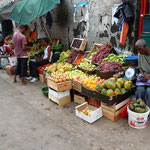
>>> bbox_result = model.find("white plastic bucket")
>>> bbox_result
[127,106,150,129]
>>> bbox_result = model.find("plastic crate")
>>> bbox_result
[124,56,138,66]
[141,32,150,48]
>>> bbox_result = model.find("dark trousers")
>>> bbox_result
[15,58,28,78]
[29,60,49,78]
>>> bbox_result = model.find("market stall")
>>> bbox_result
[40,38,149,126]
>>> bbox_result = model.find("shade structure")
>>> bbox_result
[9,0,60,25]
[0,0,22,20]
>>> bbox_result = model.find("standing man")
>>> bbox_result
[13,25,29,84]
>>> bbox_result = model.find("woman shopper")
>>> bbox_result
[13,25,30,85]
[28,38,53,83]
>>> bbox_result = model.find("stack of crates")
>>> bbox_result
[141,1,150,47]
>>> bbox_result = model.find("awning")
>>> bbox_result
[0,0,21,20]
[9,0,60,25]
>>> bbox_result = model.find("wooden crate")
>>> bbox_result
[86,43,102,59]
[39,74,45,83]
[74,94,86,104]
[72,80,82,93]
[47,79,72,92]
[49,94,71,107]
[101,97,131,122]
[71,38,87,51]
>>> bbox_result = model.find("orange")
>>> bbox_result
[93,81,97,85]
[87,84,90,87]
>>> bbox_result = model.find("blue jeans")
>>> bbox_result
[135,86,150,107]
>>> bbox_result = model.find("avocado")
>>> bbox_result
[129,103,134,111]
[136,98,143,103]
[145,107,148,113]
[133,102,139,108]
[139,102,146,109]
[134,107,142,113]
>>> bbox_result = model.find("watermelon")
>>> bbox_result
[106,89,115,97]
[96,84,103,92]
[124,81,131,90]
[121,88,127,94]
[116,82,121,89]
[101,89,107,95]
[114,88,121,95]
[117,78,126,87]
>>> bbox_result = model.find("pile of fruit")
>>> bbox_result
[129,99,148,113]
[57,50,71,63]
[98,61,122,73]
[66,50,78,64]
[82,75,104,90]
[81,109,91,116]
[66,69,87,80]
[45,63,73,73]
[101,54,127,65]
[49,71,70,83]
[27,42,44,57]
[96,77,133,96]
[78,60,97,72]
[92,42,112,64]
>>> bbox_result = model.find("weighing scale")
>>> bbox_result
[125,66,138,80]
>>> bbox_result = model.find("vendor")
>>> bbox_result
[28,38,53,83]
[135,39,150,106]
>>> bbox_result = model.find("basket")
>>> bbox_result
[53,44,63,51]
[41,87,48,97]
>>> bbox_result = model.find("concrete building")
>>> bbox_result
[49,0,138,52]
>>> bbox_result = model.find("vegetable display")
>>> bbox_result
[66,50,78,64]
[92,42,112,64]
[98,61,122,73]
[129,99,148,113]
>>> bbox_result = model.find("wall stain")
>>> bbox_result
[99,30,109,38]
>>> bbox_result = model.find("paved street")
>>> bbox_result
[0,70,150,150]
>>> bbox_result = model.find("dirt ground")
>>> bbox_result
[0,70,149,150]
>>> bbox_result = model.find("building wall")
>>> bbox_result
[50,0,138,51]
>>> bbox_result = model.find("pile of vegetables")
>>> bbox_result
[129,99,148,113]
[92,42,112,64]
[98,61,122,73]
[66,50,78,64]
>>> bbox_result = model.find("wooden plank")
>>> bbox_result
[72,81,82,93]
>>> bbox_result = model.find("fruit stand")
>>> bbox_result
[42,38,142,124]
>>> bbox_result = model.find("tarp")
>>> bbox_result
[9,0,60,25]
[0,0,22,20]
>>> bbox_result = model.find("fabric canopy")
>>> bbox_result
[9,0,60,25]
[0,0,21,20]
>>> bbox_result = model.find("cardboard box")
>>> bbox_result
[49,93,71,107]
[47,79,72,92]
[101,97,131,122]
[71,38,87,51]
[49,88,70,99]
[74,94,86,104]
[75,102,103,123]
